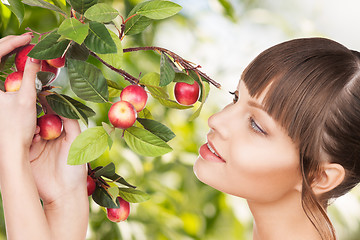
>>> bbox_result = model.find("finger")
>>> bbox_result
[19,57,41,98]
[35,125,40,135]
[37,91,57,115]
[60,116,81,142]
[0,33,33,59]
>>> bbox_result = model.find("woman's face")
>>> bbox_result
[193,80,303,203]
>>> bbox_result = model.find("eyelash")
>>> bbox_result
[249,117,267,135]
[229,91,238,104]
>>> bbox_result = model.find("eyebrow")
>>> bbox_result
[247,100,265,111]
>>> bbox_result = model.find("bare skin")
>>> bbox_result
[0,34,88,240]
[194,81,322,240]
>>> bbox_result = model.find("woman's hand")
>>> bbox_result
[29,113,87,205]
[0,33,39,161]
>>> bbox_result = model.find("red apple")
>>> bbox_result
[108,101,137,129]
[46,56,65,68]
[120,85,148,112]
[174,81,200,106]
[37,114,63,140]
[4,71,23,92]
[106,197,130,222]
[41,60,59,83]
[87,176,96,196]
[15,44,35,72]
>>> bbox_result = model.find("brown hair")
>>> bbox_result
[241,37,360,240]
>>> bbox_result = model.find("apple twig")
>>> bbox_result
[123,46,221,88]
[89,51,139,85]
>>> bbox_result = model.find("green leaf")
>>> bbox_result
[6,0,24,25]
[137,108,153,119]
[218,0,236,21]
[67,58,109,103]
[36,71,55,86]
[46,93,88,125]
[118,188,150,203]
[198,78,210,102]
[92,187,119,208]
[69,0,97,14]
[28,31,70,60]
[153,95,192,109]
[108,187,119,203]
[36,102,43,116]
[84,3,118,22]
[160,53,175,86]
[189,81,210,121]
[107,79,123,98]
[94,162,115,178]
[93,162,136,188]
[68,126,109,165]
[124,1,153,36]
[0,54,15,72]
[57,18,89,45]
[174,72,195,84]
[84,21,117,54]
[97,30,123,69]
[101,122,114,149]
[137,118,175,142]
[46,93,95,124]
[22,0,66,15]
[140,72,169,98]
[104,173,136,188]
[137,0,182,20]
[66,42,89,61]
[0,81,5,92]
[123,126,172,157]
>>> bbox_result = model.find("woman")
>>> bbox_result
[194,37,360,240]
[0,34,88,239]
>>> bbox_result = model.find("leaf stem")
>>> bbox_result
[123,46,221,88]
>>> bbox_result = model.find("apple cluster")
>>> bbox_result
[108,85,148,129]
[4,45,65,141]
[5,44,64,92]
[87,175,130,222]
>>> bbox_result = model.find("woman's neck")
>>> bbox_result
[247,191,322,240]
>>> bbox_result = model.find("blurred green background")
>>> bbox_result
[1,0,360,239]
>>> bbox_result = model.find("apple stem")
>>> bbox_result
[123,46,221,88]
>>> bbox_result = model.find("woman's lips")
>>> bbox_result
[199,142,226,163]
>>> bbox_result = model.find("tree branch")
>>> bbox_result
[89,51,138,85]
[123,46,221,89]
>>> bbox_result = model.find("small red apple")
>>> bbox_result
[120,85,148,112]
[4,71,23,92]
[106,197,130,222]
[108,101,137,129]
[37,114,63,140]
[41,60,59,83]
[174,81,200,106]
[87,176,96,196]
[15,44,35,72]
[46,56,65,68]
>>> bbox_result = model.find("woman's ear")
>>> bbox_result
[312,163,345,196]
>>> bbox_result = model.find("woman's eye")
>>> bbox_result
[249,117,267,135]
[229,91,239,103]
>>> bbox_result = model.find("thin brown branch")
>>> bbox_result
[123,46,221,88]
[89,51,138,85]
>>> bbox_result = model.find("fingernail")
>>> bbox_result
[21,32,33,37]
[30,58,41,64]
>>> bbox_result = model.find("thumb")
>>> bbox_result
[19,58,41,98]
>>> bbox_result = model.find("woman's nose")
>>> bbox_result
[208,104,237,140]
